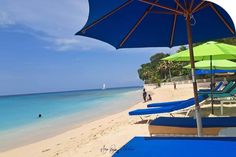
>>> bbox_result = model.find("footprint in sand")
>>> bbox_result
[100,131,105,135]
[70,137,76,140]
[42,148,51,153]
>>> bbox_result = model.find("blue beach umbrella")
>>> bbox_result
[196,69,236,75]
[76,0,236,136]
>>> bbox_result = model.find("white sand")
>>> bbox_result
[0,84,195,157]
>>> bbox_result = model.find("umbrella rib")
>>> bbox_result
[190,0,195,11]
[192,2,210,13]
[169,2,179,47]
[150,10,181,15]
[191,0,205,13]
[139,0,184,15]
[174,0,185,12]
[209,4,235,34]
[119,0,157,48]
[184,0,188,10]
[80,0,133,34]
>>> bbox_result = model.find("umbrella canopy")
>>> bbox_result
[184,60,236,70]
[76,0,236,136]
[76,1,235,48]
[196,69,236,75]
[163,41,236,61]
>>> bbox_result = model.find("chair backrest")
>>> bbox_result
[229,85,236,95]
[226,82,236,93]
[222,81,234,92]
[171,95,207,111]
[214,81,223,91]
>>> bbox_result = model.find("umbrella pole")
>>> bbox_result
[186,13,203,136]
[210,56,214,114]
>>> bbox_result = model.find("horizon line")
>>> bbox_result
[0,85,143,97]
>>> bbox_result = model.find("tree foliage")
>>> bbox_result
[138,49,189,84]
[216,37,236,45]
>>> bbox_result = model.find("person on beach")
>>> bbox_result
[143,88,147,102]
[147,94,152,101]
[173,82,176,90]
[223,78,228,86]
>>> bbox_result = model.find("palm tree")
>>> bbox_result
[157,61,168,80]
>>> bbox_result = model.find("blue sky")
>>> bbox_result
[1,0,234,95]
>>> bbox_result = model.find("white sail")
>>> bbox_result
[102,83,106,90]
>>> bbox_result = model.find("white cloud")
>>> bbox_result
[0,11,14,26]
[55,38,81,45]
[0,0,89,36]
[0,0,93,51]
[40,35,115,52]
[49,38,87,51]
[45,38,81,51]
[0,0,129,52]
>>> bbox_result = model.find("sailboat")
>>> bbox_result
[102,83,106,90]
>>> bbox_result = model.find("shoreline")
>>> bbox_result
[0,89,142,152]
[0,84,194,157]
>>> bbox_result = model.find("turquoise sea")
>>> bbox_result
[0,87,142,151]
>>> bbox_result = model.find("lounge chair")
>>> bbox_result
[147,98,191,108]
[198,81,223,92]
[147,82,223,108]
[112,137,236,157]
[149,117,236,136]
[210,83,236,98]
[198,81,235,94]
[129,95,208,116]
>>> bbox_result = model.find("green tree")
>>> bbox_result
[176,45,187,53]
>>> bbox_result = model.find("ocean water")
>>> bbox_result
[0,87,142,151]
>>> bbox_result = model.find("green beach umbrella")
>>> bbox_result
[164,41,236,114]
[163,41,236,61]
[184,60,236,70]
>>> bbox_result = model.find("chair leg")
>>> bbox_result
[185,109,192,117]
[139,116,144,121]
